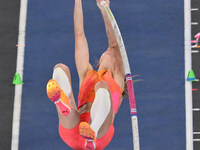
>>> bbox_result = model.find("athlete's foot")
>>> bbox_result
[46,79,71,116]
[79,122,96,150]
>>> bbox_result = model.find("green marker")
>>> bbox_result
[187,70,196,81]
[13,73,23,84]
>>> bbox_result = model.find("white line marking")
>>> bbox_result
[191,8,199,11]
[191,50,199,53]
[193,139,200,142]
[191,22,198,25]
[193,132,200,134]
[193,108,200,111]
[11,0,28,150]
[184,0,193,149]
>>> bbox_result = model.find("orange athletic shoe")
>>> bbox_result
[79,122,96,150]
[46,79,71,116]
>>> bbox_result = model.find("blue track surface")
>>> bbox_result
[19,0,186,149]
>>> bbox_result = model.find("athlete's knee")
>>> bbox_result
[94,81,110,92]
[54,63,71,74]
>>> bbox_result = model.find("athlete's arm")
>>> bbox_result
[97,0,125,90]
[97,0,120,53]
[74,0,92,82]
[97,0,124,76]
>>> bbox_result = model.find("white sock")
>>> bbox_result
[52,67,71,97]
[90,88,111,137]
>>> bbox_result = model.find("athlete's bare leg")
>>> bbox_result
[53,63,80,129]
[93,81,114,139]
[79,81,113,141]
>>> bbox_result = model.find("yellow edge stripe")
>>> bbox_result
[104,6,115,21]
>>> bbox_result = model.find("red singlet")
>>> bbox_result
[59,69,123,150]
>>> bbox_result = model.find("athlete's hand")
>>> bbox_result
[96,0,110,10]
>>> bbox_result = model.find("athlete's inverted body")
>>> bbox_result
[46,0,125,149]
